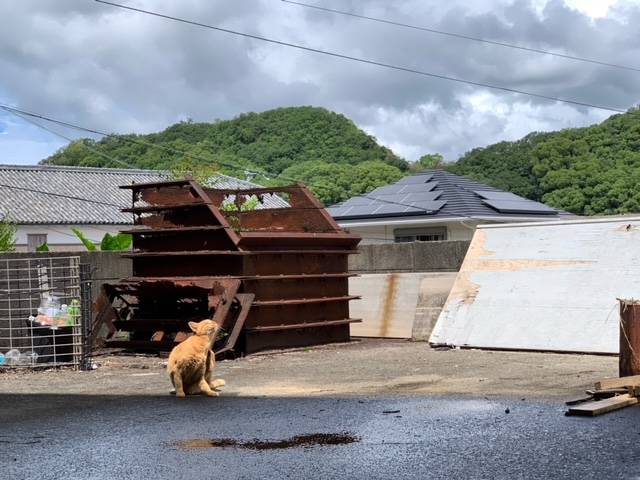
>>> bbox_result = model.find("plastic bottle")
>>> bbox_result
[0,353,5,365]
[66,299,80,326]
[5,349,21,366]
[21,351,38,365]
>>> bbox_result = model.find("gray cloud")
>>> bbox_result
[0,0,638,164]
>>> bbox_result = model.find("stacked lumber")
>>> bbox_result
[565,375,640,416]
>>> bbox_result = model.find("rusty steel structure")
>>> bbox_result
[619,299,640,377]
[100,178,361,355]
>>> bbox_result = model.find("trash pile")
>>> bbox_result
[0,349,38,366]
[0,295,82,368]
[30,295,80,329]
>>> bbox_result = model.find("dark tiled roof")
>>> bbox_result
[327,170,567,222]
[0,164,285,225]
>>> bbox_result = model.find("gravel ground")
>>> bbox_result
[0,339,618,398]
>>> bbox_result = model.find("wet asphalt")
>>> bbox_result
[2,393,640,480]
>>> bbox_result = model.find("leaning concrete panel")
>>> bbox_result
[429,217,640,354]
[350,273,456,339]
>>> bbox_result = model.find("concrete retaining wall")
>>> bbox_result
[0,240,465,342]
[349,240,470,273]
[350,272,457,339]
[348,241,467,340]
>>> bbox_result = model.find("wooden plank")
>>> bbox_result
[595,375,640,390]
[566,394,638,416]
[565,395,593,406]
[586,388,631,401]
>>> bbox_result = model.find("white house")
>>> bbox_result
[327,170,572,244]
[0,164,282,252]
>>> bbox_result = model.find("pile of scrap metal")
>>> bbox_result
[93,178,361,357]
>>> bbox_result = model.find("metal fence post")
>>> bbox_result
[80,263,93,371]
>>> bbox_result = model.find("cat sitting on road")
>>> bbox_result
[167,319,225,398]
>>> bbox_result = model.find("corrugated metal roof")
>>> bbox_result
[0,164,284,225]
[327,170,568,222]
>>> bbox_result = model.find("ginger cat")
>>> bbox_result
[167,319,226,398]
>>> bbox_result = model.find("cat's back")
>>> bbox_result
[167,336,205,371]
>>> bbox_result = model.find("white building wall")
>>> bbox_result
[341,220,479,244]
[14,224,125,252]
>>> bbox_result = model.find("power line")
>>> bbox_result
[282,0,640,73]
[0,103,297,182]
[93,0,627,113]
[0,103,522,217]
[7,108,137,170]
[0,182,123,209]
[2,104,471,219]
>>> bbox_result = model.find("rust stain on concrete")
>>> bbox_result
[379,273,398,337]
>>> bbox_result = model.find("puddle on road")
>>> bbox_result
[174,433,359,450]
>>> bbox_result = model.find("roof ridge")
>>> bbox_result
[0,163,168,175]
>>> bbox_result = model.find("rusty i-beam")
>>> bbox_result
[619,298,640,377]
[100,178,361,355]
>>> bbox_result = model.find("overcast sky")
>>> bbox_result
[0,0,638,165]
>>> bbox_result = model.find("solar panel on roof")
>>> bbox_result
[483,199,557,215]
[326,206,347,217]
[342,205,378,217]
[374,191,442,202]
[396,174,434,185]
[369,185,404,195]
[408,200,447,212]
[372,204,422,216]
[474,190,523,201]
[341,197,377,207]
[395,182,439,193]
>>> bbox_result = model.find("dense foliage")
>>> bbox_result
[0,217,16,252]
[43,106,408,204]
[448,108,640,215]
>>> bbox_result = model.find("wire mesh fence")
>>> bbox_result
[0,256,91,369]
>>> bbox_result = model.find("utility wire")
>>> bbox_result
[1,103,473,215]
[0,103,297,182]
[93,0,627,113]
[8,108,137,170]
[0,182,123,209]
[281,0,640,73]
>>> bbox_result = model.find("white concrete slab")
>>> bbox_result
[429,216,640,354]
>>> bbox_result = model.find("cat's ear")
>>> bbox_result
[188,321,198,333]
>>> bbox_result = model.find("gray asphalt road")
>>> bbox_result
[2,393,640,480]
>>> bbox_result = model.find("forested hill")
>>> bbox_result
[42,106,408,205]
[447,108,640,215]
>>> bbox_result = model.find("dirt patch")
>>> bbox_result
[174,433,359,450]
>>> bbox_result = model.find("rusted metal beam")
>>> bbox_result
[252,295,360,307]
[214,293,253,358]
[121,226,227,235]
[245,318,361,332]
[122,202,209,213]
[120,179,192,189]
[105,177,361,355]
[619,299,640,377]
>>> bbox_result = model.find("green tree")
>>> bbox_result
[413,153,444,171]
[44,106,407,178]
[282,160,403,205]
[0,217,16,252]
[448,107,640,215]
